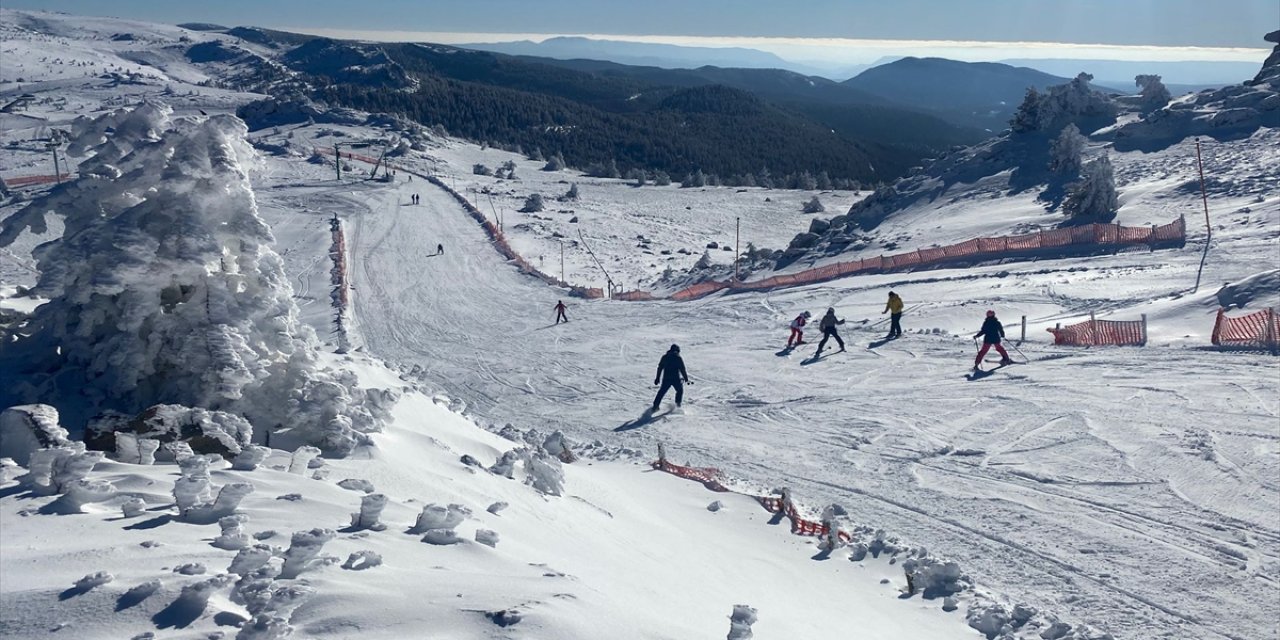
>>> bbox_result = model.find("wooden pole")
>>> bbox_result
[1140,313,1148,346]
[334,144,341,181]
[560,241,565,284]
[734,216,741,284]
[1195,138,1211,243]
[1020,315,1027,343]
[1268,308,1277,355]
[51,145,62,184]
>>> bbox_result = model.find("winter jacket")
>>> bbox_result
[976,317,1005,343]
[884,295,904,314]
[790,314,808,330]
[819,311,843,331]
[655,352,688,384]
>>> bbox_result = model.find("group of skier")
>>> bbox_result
[549,290,1015,416]
[784,291,1012,368]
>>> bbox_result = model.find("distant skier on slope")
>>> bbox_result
[973,310,1013,369]
[882,291,904,339]
[651,344,690,412]
[816,308,846,355]
[554,300,568,324]
[437,243,444,255]
[787,310,811,348]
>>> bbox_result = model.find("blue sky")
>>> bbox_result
[7,0,1277,48]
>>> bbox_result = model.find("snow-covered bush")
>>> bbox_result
[0,404,70,465]
[1136,74,1172,111]
[73,571,114,592]
[1048,124,1086,175]
[802,196,825,214]
[411,503,470,533]
[341,550,382,570]
[520,193,545,213]
[541,153,565,171]
[62,479,116,511]
[1062,155,1119,221]
[228,545,276,577]
[121,497,148,518]
[288,446,320,474]
[28,444,103,494]
[279,528,336,579]
[213,514,251,550]
[349,493,388,531]
[231,445,271,471]
[727,604,758,639]
[113,432,160,465]
[423,529,463,545]
[337,478,375,493]
[237,614,292,640]
[489,450,520,478]
[472,163,492,176]
[524,451,565,496]
[560,183,579,201]
[475,529,499,548]
[0,105,393,456]
[541,431,577,463]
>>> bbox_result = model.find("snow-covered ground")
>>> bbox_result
[2,9,1279,640]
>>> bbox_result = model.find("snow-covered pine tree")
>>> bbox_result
[1062,154,1119,221]
[1048,123,1086,175]
[0,104,393,455]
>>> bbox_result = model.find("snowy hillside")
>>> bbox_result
[2,10,1279,640]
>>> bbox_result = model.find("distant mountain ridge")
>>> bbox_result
[844,57,1073,130]
[461,36,845,78]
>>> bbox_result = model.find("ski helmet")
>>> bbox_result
[670,344,680,352]
[986,310,996,317]
[827,307,835,314]
[803,311,811,317]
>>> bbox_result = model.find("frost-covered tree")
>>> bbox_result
[1048,123,1086,175]
[1010,74,1116,133]
[472,163,492,176]
[541,153,565,172]
[521,193,545,213]
[1135,74,1172,110]
[561,183,579,201]
[681,170,707,188]
[652,171,672,186]
[1062,154,1119,221]
[0,104,393,456]
[802,196,825,214]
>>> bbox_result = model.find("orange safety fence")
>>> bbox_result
[665,217,1187,302]
[1211,308,1279,350]
[2,173,73,188]
[1047,315,1147,346]
[653,452,853,542]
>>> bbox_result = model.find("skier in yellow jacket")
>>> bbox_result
[882,291,904,339]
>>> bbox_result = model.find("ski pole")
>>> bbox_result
[1011,341,1029,364]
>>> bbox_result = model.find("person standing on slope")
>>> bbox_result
[973,310,1013,369]
[437,243,444,255]
[787,310,811,348]
[816,308,846,355]
[652,344,690,412]
[554,300,568,324]
[883,291,904,339]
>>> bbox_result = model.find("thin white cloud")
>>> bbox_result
[284,27,1269,64]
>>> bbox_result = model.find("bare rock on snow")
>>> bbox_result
[726,604,758,639]
[73,571,114,591]
[341,550,382,570]
[0,404,71,465]
[337,478,376,494]
[474,529,500,548]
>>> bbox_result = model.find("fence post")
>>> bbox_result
[1268,308,1277,355]
[1140,314,1148,346]
[1089,311,1097,347]
[1211,308,1224,346]
[1021,315,1027,343]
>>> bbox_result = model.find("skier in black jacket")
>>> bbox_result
[652,344,690,412]
[816,308,846,355]
[973,310,1013,369]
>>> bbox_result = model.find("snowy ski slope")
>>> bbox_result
[1,9,1278,640]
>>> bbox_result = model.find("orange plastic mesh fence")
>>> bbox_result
[1211,308,1279,349]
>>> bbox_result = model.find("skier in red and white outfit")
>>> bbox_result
[787,310,811,348]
